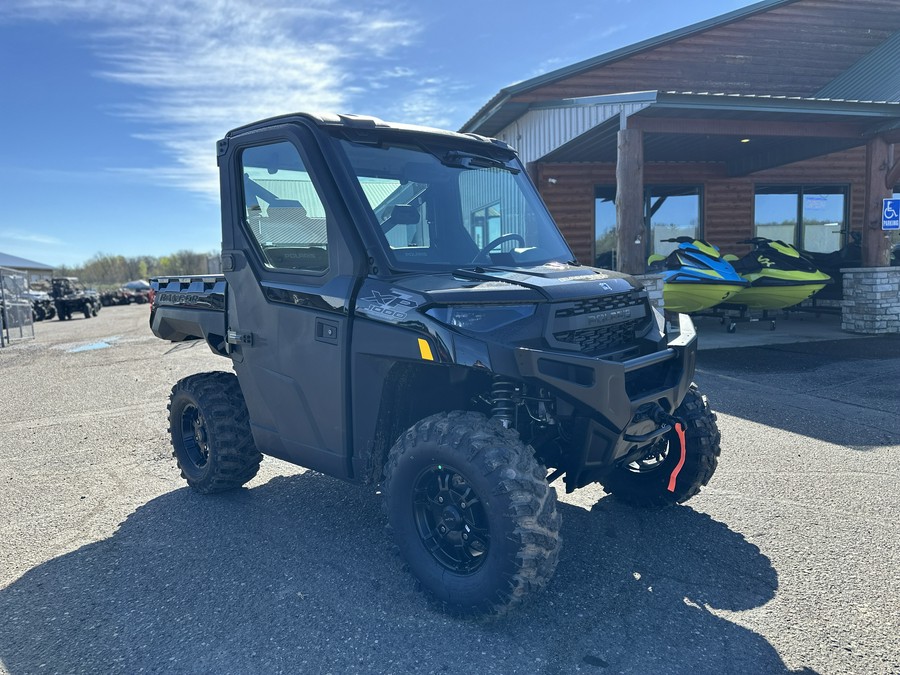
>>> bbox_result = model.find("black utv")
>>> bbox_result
[25,288,56,321]
[51,277,101,320]
[150,113,721,615]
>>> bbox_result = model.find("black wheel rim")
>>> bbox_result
[625,437,671,474]
[179,404,210,469]
[412,464,489,574]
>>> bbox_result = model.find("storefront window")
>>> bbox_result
[754,185,847,253]
[594,185,702,269]
[649,186,701,257]
[594,187,617,269]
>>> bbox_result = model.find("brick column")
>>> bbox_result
[841,267,900,334]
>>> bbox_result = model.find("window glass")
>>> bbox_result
[241,141,329,272]
[802,187,845,253]
[649,187,701,257]
[337,138,572,270]
[755,191,798,244]
[594,187,617,269]
[594,185,702,268]
[754,185,846,253]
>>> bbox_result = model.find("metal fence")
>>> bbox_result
[0,266,35,347]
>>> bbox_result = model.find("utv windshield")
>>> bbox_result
[334,135,574,271]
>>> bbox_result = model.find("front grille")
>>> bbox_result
[555,292,644,319]
[551,291,649,357]
[553,318,646,355]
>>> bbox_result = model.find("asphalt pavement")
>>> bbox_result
[1,305,898,674]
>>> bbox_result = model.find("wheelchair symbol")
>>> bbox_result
[885,202,899,220]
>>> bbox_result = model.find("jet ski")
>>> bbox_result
[648,237,749,313]
[799,231,860,302]
[723,237,832,310]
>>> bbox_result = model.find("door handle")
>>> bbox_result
[315,318,339,345]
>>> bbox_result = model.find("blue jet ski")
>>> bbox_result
[648,237,749,313]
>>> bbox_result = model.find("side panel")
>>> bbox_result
[227,260,353,477]
[219,124,366,480]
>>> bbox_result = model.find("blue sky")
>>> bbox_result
[0,0,759,268]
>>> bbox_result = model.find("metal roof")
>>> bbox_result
[816,31,900,102]
[0,252,54,271]
[534,91,900,176]
[460,0,798,135]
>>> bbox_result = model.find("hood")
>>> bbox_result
[390,263,640,305]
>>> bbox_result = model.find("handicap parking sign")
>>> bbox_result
[884,198,900,230]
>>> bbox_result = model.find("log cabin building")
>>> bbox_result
[460,0,900,282]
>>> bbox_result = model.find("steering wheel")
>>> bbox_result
[473,233,526,263]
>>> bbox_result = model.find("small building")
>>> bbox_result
[461,0,900,279]
[0,252,54,284]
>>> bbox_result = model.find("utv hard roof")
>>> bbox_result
[224,112,512,151]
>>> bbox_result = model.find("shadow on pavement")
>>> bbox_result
[0,473,815,674]
[696,335,900,449]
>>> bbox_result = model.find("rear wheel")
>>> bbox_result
[168,371,262,493]
[600,386,721,508]
[383,411,561,616]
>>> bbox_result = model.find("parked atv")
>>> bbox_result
[150,113,722,616]
[51,277,101,320]
[24,289,56,321]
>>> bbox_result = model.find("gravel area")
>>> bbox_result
[1,304,898,674]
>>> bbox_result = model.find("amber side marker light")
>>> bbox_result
[417,338,434,361]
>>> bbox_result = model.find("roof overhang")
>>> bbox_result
[533,91,900,176]
[459,0,799,136]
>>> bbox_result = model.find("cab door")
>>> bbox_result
[220,128,360,479]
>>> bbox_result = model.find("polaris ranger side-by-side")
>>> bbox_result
[51,277,101,320]
[150,113,721,615]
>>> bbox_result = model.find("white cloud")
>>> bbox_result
[0,0,425,197]
[381,67,415,79]
[0,230,65,246]
[389,76,473,130]
[598,24,627,39]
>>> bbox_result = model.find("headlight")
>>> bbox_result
[426,304,536,332]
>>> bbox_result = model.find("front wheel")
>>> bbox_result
[168,371,262,493]
[600,386,721,508]
[383,411,561,616]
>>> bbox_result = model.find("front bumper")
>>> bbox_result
[514,314,698,490]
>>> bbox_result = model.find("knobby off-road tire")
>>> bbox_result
[600,385,721,508]
[168,371,262,493]
[383,411,561,616]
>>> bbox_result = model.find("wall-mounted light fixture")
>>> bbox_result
[547,177,558,184]
[740,138,751,144]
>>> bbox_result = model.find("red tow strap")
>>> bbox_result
[666,423,687,493]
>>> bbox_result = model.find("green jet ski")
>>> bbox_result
[648,237,749,313]
[723,237,832,310]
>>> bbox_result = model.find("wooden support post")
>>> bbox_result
[885,144,900,192]
[615,128,645,274]
[863,137,894,267]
